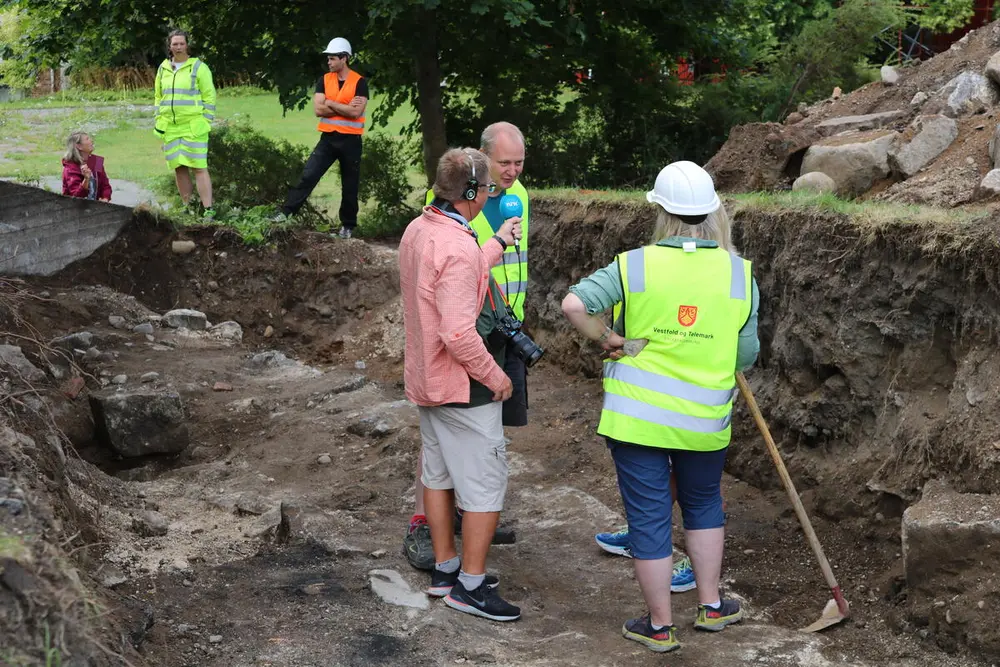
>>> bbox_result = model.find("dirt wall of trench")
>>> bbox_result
[527,197,1000,514]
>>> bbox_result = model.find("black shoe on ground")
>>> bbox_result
[454,509,517,545]
[426,570,499,598]
[403,524,435,571]
[444,580,521,621]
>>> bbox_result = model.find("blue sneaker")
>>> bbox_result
[671,556,697,593]
[595,530,697,593]
[595,529,631,557]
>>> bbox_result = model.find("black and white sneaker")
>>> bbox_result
[443,580,521,621]
[427,570,499,598]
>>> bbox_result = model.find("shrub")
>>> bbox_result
[205,118,328,227]
[357,132,419,238]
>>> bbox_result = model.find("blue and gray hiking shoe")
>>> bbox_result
[694,598,743,631]
[595,530,697,592]
[403,523,435,571]
[622,613,681,653]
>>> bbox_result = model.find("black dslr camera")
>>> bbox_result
[491,311,544,367]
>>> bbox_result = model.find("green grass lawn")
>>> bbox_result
[0,87,418,216]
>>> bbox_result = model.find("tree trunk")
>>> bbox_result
[414,9,448,186]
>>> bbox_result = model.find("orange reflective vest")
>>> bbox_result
[317,71,366,135]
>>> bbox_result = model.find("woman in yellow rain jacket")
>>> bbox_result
[154,29,216,218]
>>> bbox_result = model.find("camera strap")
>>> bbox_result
[485,276,513,320]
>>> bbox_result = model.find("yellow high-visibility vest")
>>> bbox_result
[154,57,216,128]
[598,244,752,451]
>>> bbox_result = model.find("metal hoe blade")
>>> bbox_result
[800,597,850,633]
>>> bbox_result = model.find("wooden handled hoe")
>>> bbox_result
[735,372,850,632]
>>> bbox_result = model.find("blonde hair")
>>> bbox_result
[651,205,738,254]
[63,131,89,164]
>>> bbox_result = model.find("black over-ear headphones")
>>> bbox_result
[462,149,479,201]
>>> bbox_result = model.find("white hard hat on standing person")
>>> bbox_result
[322,37,352,56]
[646,161,720,219]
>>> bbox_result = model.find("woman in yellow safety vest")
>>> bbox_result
[561,161,759,654]
[154,29,217,219]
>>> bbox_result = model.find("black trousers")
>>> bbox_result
[282,132,362,228]
[502,352,528,427]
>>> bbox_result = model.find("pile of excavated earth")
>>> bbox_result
[707,20,1000,207]
[8,21,1000,667]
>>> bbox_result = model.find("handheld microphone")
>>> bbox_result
[499,194,523,250]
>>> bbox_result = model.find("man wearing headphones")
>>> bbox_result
[404,122,528,571]
[399,148,522,621]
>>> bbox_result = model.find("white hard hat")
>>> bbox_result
[322,37,352,56]
[646,161,720,217]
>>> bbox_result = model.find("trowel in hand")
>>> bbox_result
[622,338,649,357]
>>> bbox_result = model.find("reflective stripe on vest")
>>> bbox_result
[604,363,737,406]
[493,250,528,268]
[318,70,366,135]
[598,244,752,452]
[604,393,732,433]
[157,58,212,123]
[623,246,746,300]
[319,118,365,129]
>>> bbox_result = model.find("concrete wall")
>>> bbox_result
[0,181,133,277]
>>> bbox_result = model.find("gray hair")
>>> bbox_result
[64,131,89,164]
[651,205,738,254]
[433,148,491,203]
[480,122,524,156]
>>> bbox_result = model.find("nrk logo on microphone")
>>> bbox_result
[499,194,522,220]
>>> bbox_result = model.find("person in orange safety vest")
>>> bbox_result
[275,37,367,238]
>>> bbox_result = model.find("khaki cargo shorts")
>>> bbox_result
[418,403,508,512]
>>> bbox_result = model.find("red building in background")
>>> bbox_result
[928,0,995,53]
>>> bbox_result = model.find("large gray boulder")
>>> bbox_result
[985,51,1000,87]
[888,115,958,178]
[936,71,998,117]
[89,388,189,457]
[903,481,1000,654]
[162,309,208,330]
[800,133,895,196]
[50,331,94,352]
[814,110,906,137]
[989,124,1000,168]
[977,169,1000,200]
[791,172,836,194]
[0,345,45,383]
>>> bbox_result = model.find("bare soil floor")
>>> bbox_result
[7,225,991,667]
